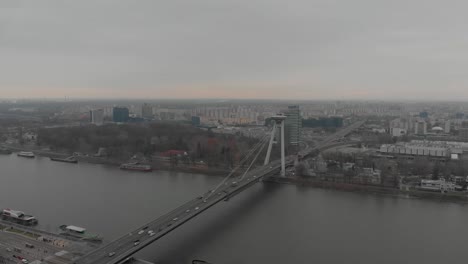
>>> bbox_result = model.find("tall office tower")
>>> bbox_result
[414,120,427,135]
[113,107,130,123]
[444,120,451,133]
[459,121,468,141]
[284,105,302,147]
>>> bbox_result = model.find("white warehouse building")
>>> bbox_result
[380,144,447,157]
[380,142,450,157]
[379,140,468,158]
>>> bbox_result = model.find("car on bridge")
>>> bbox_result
[73,121,366,264]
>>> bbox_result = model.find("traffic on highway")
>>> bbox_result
[76,121,363,264]
[77,161,282,264]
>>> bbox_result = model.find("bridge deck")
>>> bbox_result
[75,121,364,264]
[76,162,283,264]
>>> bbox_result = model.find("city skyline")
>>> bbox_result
[3,0,468,100]
[2,1,468,263]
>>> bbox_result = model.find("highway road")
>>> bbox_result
[76,121,364,264]
[0,229,63,263]
[76,161,284,264]
[299,120,365,158]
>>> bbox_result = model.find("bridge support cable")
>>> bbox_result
[222,133,269,175]
[203,132,271,200]
[264,121,277,165]
[238,137,268,181]
[205,135,269,199]
[75,121,366,264]
[231,134,270,171]
[218,134,269,181]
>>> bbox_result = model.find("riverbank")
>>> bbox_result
[0,144,230,176]
[76,155,230,175]
[266,176,468,203]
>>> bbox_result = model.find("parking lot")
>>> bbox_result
[0,222,92,264]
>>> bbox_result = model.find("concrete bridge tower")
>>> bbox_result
[264,115,287,177]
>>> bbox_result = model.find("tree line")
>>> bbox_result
[37,123,258,167]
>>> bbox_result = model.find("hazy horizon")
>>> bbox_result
[2,1,468,100]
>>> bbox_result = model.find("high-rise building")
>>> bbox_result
[459,128,468,140]
[459,121,468,141]
[414,120,427,135]
[191,116,201,126]
[391,128,407,137]
[444,120,451,133]
[90,109,104,125]
[113,107,129,123]
[390,118,410,130]
[284,105,302,147]
[103,107,113,117]
[142,103,153,119]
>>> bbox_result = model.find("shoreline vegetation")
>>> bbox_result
[2,143,232,176]
[5,121,466,203]
[5,143,468,203]
[4,122,266,175]
[266,177,468,203]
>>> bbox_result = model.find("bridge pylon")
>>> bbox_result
[264,115,286,177]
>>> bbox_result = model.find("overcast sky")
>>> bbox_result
[1,0,468,100]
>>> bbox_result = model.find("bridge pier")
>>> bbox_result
[264,115,286,177]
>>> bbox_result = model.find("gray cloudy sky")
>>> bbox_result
[1,0,468,100]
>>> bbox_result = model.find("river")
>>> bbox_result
[0,154,467,264]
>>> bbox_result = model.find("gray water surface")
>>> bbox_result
[0,155,467,264]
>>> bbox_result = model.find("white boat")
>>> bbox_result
[1,209,38,225]
[120,162,152,172]
[419,179,455,192]
[17,151,35,158]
